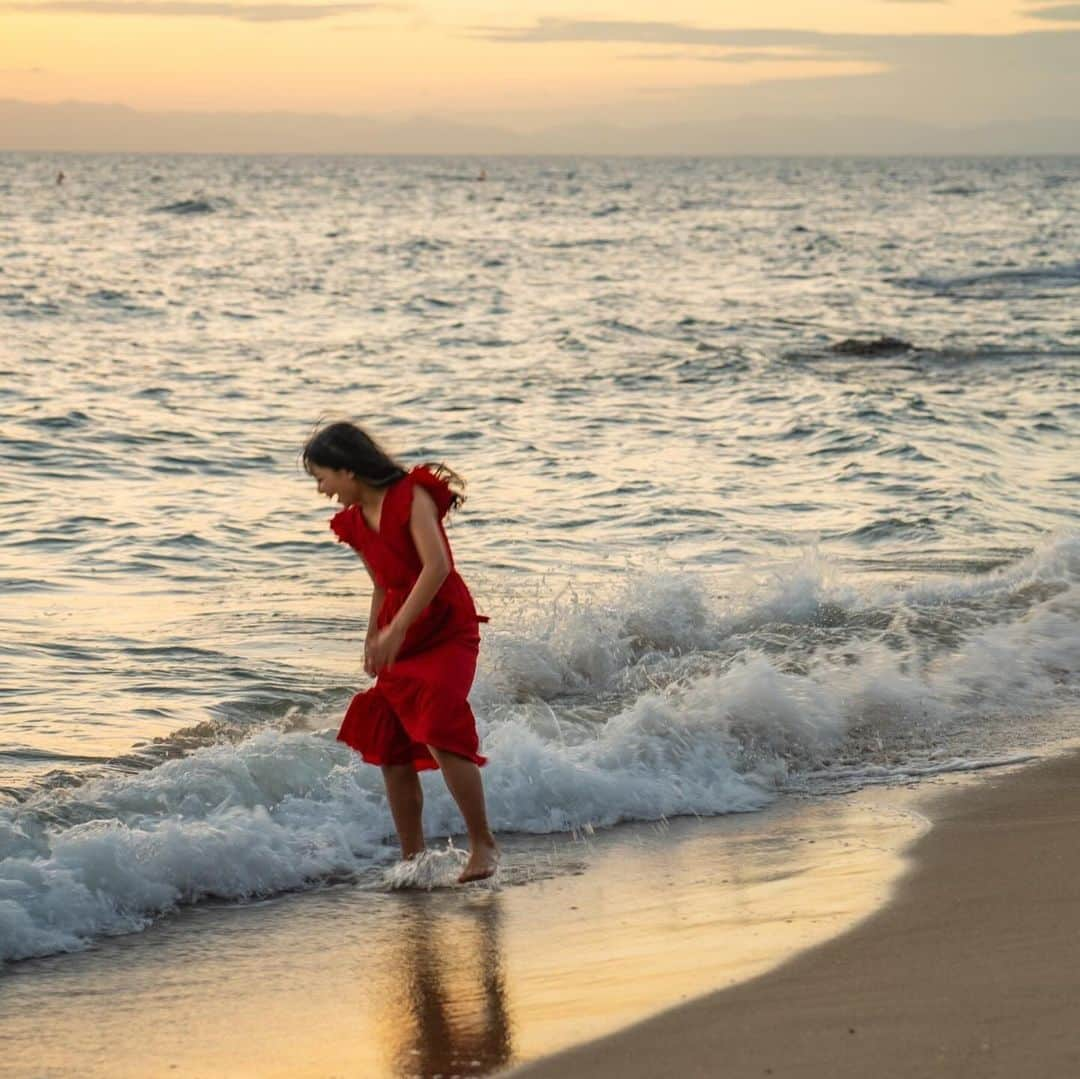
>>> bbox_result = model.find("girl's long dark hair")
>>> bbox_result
[301,421,465,510]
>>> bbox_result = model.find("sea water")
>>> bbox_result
[1,153,1077,962]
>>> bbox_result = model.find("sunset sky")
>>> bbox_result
[2,1,1079,150]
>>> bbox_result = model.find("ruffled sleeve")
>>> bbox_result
[330,507,357,547]
[408,466,455,520]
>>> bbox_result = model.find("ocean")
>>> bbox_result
[1,153,1078,970]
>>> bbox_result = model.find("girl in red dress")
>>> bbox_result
[303,421,498,883]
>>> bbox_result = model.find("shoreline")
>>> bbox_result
[0,782,927,1078]
[511,748,1080,1079]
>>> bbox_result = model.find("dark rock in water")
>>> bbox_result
[829,336,913,357]
[933,185,978,196]
[150,199,219,215]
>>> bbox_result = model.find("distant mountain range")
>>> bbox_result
[2,98,1078,155]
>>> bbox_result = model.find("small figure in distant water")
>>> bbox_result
[56,170,65,186]
[477,169,487,182]
[304,421,499,884]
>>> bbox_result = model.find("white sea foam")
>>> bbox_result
[2,534,1077,962]
[383,845,478,890]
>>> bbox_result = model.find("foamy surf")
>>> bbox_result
[1,534,1077,962]
[383,844,501,891]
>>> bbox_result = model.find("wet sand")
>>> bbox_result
[0,788,925,1078]
[513,750,1080,1079]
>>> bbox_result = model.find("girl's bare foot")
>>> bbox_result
[458,839,500,883]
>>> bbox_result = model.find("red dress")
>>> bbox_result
[329,466,487,772]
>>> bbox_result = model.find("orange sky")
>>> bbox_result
[2,0,1074,117]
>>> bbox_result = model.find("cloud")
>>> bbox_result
[2,0,396,21]
[466,18,1080,114]
[461,19,1078,137]
[470,19,834,48]
[1026,4,1080,18]
[469,18,1077,62]
[625,49,868,64]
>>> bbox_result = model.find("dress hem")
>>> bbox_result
[335,729,487,772]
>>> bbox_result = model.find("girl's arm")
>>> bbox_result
[367,487,450,671]
[363,580,385,676]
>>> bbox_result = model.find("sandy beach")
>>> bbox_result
[514,748,1080,1079]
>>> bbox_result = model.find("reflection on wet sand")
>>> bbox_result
[375,893,513,1077]
[0,799,926,1078]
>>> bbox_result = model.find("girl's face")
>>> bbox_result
[309,464,362,506]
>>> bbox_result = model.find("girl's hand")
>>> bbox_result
[366,623,405,673]
[363,634,378,677]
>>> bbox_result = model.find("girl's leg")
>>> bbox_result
[426,746,499,882]
[381,764,425,859]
